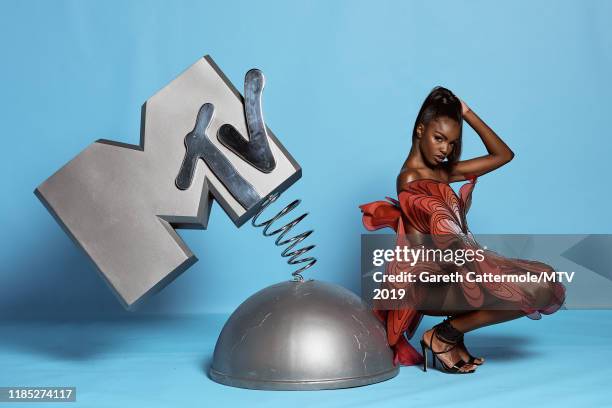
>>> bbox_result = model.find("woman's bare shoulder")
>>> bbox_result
[397,168,426,190]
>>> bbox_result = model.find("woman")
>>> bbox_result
[360,87,565,374]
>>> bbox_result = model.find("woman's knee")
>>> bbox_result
[525,281,556,309]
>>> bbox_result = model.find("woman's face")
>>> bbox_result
[417,116,461,166]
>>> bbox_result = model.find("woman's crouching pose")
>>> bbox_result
[360,87,565,374]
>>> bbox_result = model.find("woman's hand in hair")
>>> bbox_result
[447,107,514,182]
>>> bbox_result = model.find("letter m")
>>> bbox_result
[34,56,301,309]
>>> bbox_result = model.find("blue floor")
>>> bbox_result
[1,311,610,407]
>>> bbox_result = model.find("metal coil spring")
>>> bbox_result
[251,192,316,281]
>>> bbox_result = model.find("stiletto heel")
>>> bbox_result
[420,340,427,372]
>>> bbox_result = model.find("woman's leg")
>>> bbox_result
[448,274,558,333]
[420,288,527,370]
[418,285,481,371]
[419,268,559,371]
[449,309,525,333]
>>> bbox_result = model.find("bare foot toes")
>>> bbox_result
[457,341,485,365]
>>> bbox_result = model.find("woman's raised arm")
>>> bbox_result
[448,101,514,182]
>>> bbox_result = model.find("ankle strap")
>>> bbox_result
[434,318,464,345]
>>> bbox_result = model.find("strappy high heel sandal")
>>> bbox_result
[444,315,484,366]
[420,318,476,374]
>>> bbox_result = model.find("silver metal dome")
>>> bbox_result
[210,280,398,390]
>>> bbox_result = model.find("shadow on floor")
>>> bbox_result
[0,217,222,360]
[0,316,182,361]
[459,333,538,361]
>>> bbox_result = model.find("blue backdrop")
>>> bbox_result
[1,0,611,318]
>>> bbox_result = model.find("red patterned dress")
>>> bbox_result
[360,177,565,366]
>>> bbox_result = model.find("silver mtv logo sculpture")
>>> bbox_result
[35,56,301,308]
